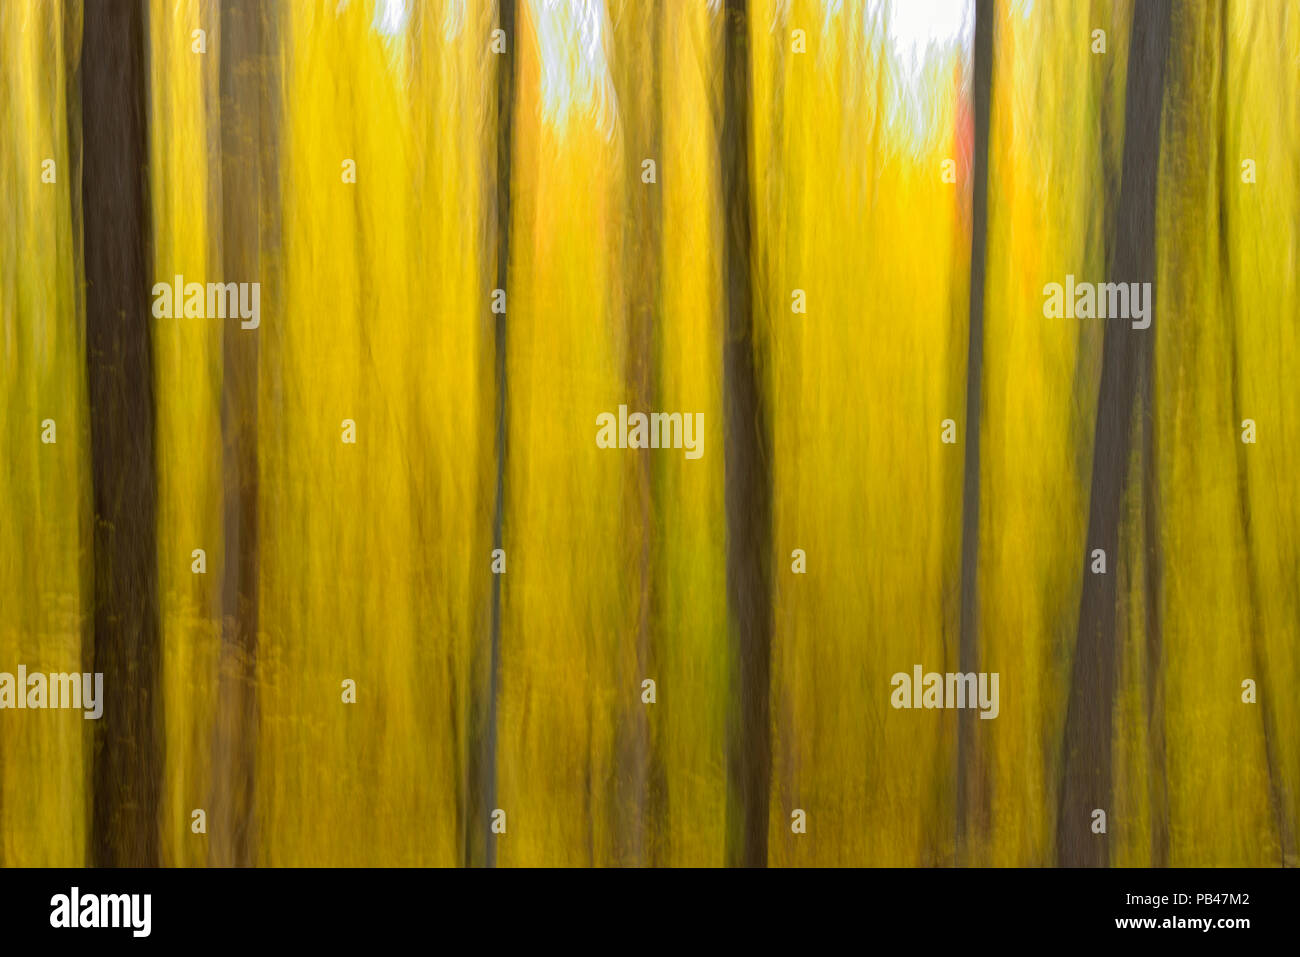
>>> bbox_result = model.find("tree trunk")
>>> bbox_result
[212,0,268,868]
[722,0,773,869]
[470,0,516,869]
[956,0,994,861]
[613,0,664,866]
[81,0,162,869]
[1057,0,1171,867]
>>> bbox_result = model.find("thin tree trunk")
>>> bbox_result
[469,0,516,869]
[212,0,266,868]
[956,0,994,862]
[1057,0,1170,867]
[722,0,773,869]
[613,0,663,866]
[1135,1,1170,866]
[62,0,88,866]
[81,0,162,868]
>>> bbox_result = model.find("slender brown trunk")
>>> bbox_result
[613,0,663,866]
[1127,0,1170,868]
[1057,0,1170,868]
[722,0,772,869]
[81,0,162,868]
[211,0,267,868]
[956,0,994,862]
[469,0,516,869]
[61,0,89,869]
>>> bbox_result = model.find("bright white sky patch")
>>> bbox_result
[531,0,617,139]
[856,0,973,157]
[371,0,409,36]
[880,0,972,67]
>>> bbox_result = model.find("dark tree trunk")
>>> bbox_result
[1057,0,1171,868]
[212,0,267,868]
[469,0,516,869]
[81,0,162,868]
[956,0,994,861]
[722,0,773,869]
[612,0,664,866]
[1137,5,1170,861]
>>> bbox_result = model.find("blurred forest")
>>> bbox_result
[1,0,1297,866]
